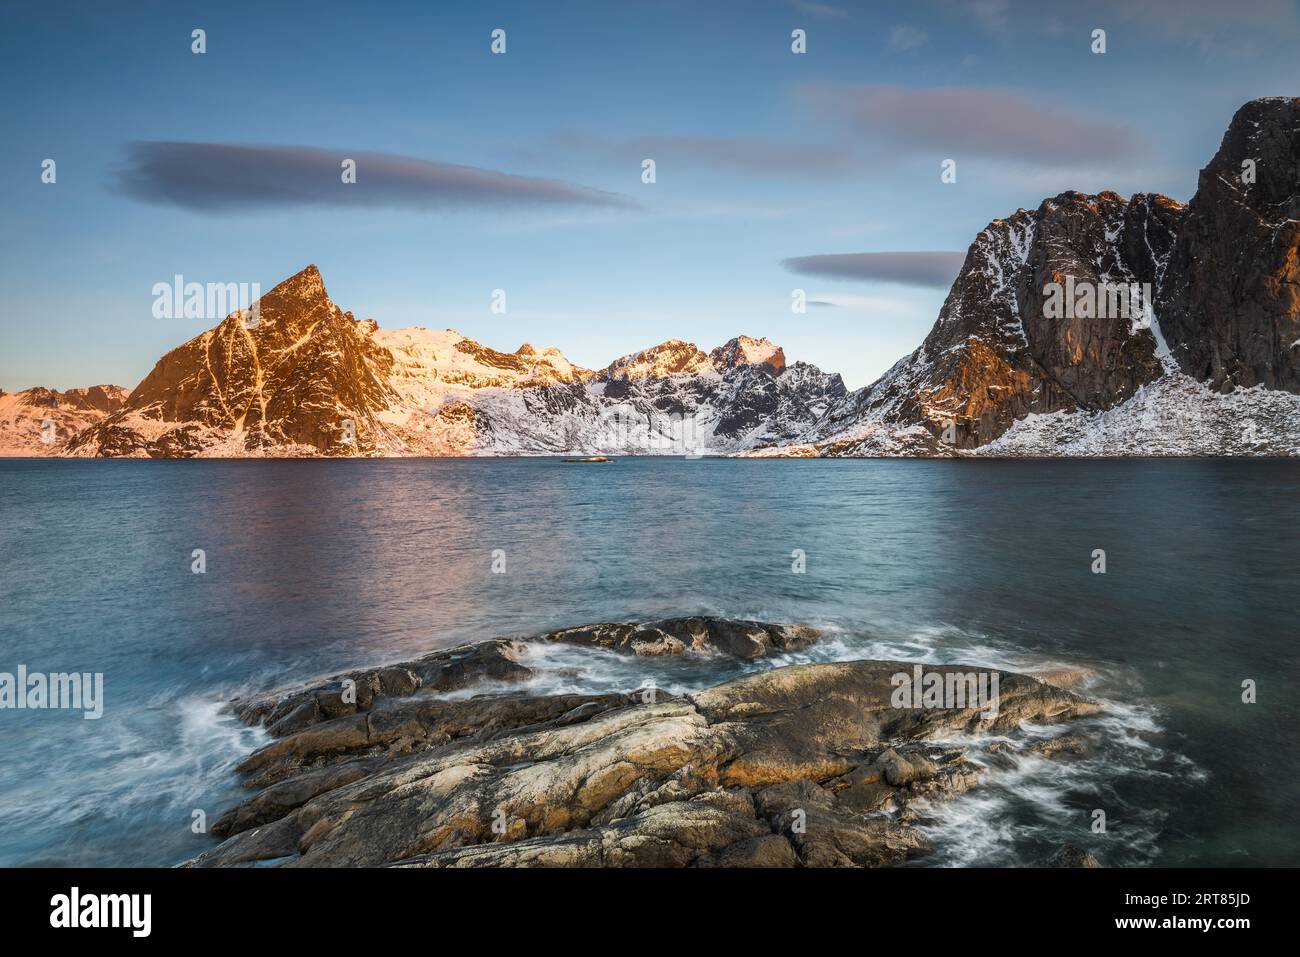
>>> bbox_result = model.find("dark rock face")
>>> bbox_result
[232,638,534,741]
[858,191,1183,448]
[820,95,1300,452]
[1157,97,1300,392]
[581,355,845,450]
[190,618,1102,868]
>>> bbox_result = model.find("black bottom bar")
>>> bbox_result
[0,867,1281,943]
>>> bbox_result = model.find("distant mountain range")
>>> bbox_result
[0,385,129,456]
[5,97,1299,459]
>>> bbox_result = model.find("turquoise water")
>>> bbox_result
[0,457,1296,866]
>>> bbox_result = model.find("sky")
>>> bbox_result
[3,0,1299,391]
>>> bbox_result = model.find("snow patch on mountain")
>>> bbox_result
[0,385,129,455]
[977,373,1300,456]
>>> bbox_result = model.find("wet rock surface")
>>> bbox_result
[193,618,1103,867]
[540,617,821,658]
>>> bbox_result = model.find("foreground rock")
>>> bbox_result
[192,619,1101,868]
[231,617,816,749]
[540,617,820,658]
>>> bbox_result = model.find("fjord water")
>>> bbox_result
[0,457,1297,868]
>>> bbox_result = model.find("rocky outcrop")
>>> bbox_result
[540,617,820,658]
[1049,844,1103,868]
[191,618,1102,868]
[1157,97,1300,392]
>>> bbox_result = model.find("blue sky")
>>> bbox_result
[3,0,1299,390]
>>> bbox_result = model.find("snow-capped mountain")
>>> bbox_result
[64,266,398,456]
[12,96,1298,459]
[0,385,129,455]
[775,96,1300,458]
[52,267,843,457]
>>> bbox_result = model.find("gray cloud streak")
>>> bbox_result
[782,251,966,289]
[801,84,1146,163]
[116,142,638,212]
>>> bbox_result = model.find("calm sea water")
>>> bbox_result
[1,457,1297,867]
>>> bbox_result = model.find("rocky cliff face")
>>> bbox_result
[55,268,843,457]
[1158,97,1300,392]
[837,190,1183,450]
[793,96,1300,456]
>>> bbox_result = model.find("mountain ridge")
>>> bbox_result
[47,265,836,458]
[6,96,1298,459]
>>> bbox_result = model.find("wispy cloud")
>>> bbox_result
[887,24,929,52]
[800,84,1146,163]
[789,0,849,18]
[967,0,1011,33]
[783,251,966,289]
[807,294,928,313]
[116,142,638,213]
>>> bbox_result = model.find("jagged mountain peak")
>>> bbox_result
[243,263,335,331]
[1202,97,1300,214]
[37,98,1300,461]
[605,336,789,380]
[3,384,130,410]
[274,262,325,294]
[604,339,713,380]
[1157,95,1300,391]
[710,336,785,373]
[797,97,1297,457]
